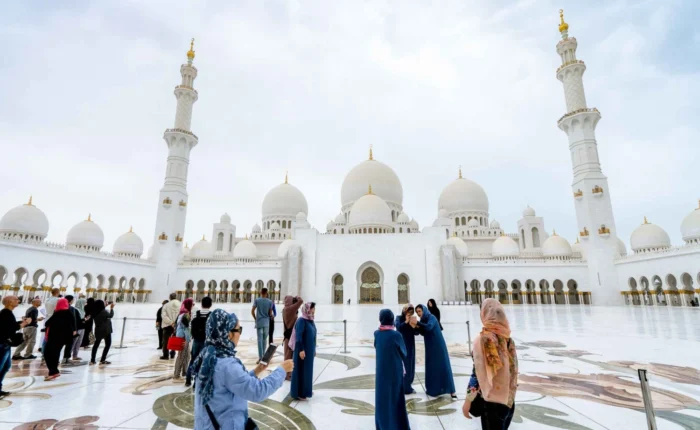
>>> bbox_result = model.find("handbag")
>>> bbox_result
[167,336,185,351]
[469,391,485,417]
[205,404,258,430]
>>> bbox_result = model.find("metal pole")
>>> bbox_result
[115,316,128,349]
[466,320,472,357]
[341,319,350,354]
[638,369,657,430]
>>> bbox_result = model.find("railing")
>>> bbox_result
[179,260,281,267]
[0,236,152,264]
[557,107,600,124]
[164,128,198,139]
[615,243,700,262]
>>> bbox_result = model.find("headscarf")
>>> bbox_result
[75,297,87,315]
[427,299,441,320]
[282,295,299,328]
[191,309,239,405]
[378,309,395,330]
[415,304,432,324]
[180,298,194,315]
[55,298,70,312]
[93,300,106,316]
[476,298,517,402]
[289,302,315,351]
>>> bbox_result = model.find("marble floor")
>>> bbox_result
[2,303,700,429]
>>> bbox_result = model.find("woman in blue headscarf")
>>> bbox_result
[395,303,419,395]
[191,309,294,429]
[416,304,456,399]
[375,309,410,430]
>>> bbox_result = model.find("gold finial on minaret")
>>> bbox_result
[201,234,206,240]
[187,38,195,61]
[368,184,373,195]
[27,195,33,206]
[575,236,580,244]
[558,9,569,34]
[285,171,288,184]
[552,229,557,236]
[643,216,649,224]
[87,213,92,222]
[369,145,374,160]
[129,226,133,233]
[458,165,463,179]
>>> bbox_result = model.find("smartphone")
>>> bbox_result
[260,344,278,366]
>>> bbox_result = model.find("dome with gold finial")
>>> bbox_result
[348,184,393,231]
[67,214,104,251]
[0,196,50,240]
[542,229,573,258]
[187,38,195,61]
[630,217,671,253]
[447,233,468,257]
[680,200,700,244]
[190,235,213,261]
[262,172,309,218]
[233,236,257,260]
[341,146,403,210]
[113,226,144,258]
[438,166,489,214]
[558,9,569,33]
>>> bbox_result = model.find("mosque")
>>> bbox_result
[0,14,698,308]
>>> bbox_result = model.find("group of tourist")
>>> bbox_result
[0,289,115,393]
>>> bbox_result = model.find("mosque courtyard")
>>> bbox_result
[2,303,699,429]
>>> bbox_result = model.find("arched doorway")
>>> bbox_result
[358,264,382,304]
[484,280,495,299]
[525,279,536,304]
[220,280,229,303]
[681,272,695,306]
[651,276,665,305]
[628,277,640,305]
[267,280,277,302]
[532,227,540,247]
[185,280,194,301]
[332,274,344,304]
[243,280,252,303]
[640,276,654,305]
[195,280,205,301]
[567,280,580,304]
[398,274,409,304]
[666,274,681,306]
[232,280,240,303]
[539,280,551,304]
[553,280,565,305]
[469,280,481,304]
[497,280,509,304]
[511,280,522,304]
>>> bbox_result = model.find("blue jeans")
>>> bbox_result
[256,326,269,359]
[0,344,12,391]
[186,339,205,381]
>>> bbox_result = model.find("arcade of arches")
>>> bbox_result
[465,278,589,305]
[623,272,700,307]
[179,279,281,303]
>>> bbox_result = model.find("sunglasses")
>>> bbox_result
[231,326,243,335]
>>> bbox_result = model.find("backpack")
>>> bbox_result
[191,311,209,342]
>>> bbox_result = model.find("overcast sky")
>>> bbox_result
[2,0,698,252]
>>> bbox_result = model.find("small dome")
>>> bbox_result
[341,156,403,208]
[572,238,585,258]
[181,243,190,259]
[190,237,213,260]
[278,238,298,258]
[113,227,144,257]
[66,215,104,250]
[490,219,500,229]
[220,213,231,224]
[680,202,700,243]
[0,197,49,239]
[334,213,346,224]
[296,212,307,221]
[523,206,536,217]
[447,235,468,256]
[326,220,336,232]
[270,221,281,231]
[349,191,393,229]
[438,209,448,219]
[252,223,261,234]
[233,238,257,259]
[468,218,479,227]
[630,218,671,252]
[397,212,410,223]
[492,235,519,258]
[616,237,627,256]
[542,232,572,258]
[410,219,419,230]
[262,182,309,218]
[438,174,489,214]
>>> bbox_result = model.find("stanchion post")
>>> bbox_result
[638,369,657,430]
[341,319,350,354]
[115,316,128,349]
[466,320,472,357]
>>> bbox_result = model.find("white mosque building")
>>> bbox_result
[1,15,698,308]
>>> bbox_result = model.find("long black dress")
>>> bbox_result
[81,300,95,348]
[44,310,76,376]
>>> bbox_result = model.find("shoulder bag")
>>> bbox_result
[205,404,258,430]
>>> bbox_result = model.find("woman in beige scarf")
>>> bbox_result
[463,298,518,429]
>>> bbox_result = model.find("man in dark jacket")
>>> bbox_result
[63,295,85,363]
[185,296,211,386]
[156,300,168,349]
[1,296,30,397]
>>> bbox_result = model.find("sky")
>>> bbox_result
[1,0,699,252]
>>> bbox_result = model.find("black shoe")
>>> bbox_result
[11,356,24,361]
[24,355,37,360]
[159,356,169,360]
[185,379,191,387]
[170,353,175,359]
[0,391,9,397]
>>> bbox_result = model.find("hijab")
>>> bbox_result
[427,299,441,320]
[75,297,87,315]
[55,298,70,312]
[378,309,395,330]
[415,304,432,324]
[289,302,315,351]
[476,298,517,401]
[191,309,239,405]
[180,298,194,315]
[282,295,299,327]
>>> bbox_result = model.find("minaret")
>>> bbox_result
[555,11,620,305]
[151,39,200,292]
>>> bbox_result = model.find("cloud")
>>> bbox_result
[0,0,697,251]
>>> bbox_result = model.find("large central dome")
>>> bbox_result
[341,150,403,208]
[262,181,308,218]
[438,171,489,214]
